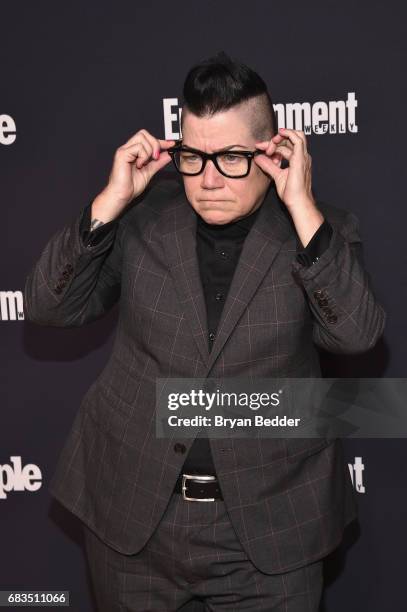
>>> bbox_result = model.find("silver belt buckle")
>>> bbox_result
[182,473,217,502]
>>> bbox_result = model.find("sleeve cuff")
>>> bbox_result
[296,220,333,267]
[80,201,119,247]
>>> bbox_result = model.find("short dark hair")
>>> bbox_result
[181,51,278,141]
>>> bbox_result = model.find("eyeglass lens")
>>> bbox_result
[174,150,250,177]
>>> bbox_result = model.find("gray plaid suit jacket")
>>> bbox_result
[24,177,385,574]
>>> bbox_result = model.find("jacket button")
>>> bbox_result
[327,314,338,323]
[313,289,323,298]
[323,307,333,315]
[215,292,224,301]
[174,443,186,454]
[66,264,74,273]
[209,332,215,341]
[318,298,329,307]
[54,285,63,294]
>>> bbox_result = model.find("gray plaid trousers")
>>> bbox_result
[83,490,324,611]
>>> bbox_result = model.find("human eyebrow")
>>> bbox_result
[214,144,250,153]
[181,143,250,153]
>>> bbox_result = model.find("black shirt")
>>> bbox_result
[179,204,332,475]
[80,196,333,475]
[182,205,263,474]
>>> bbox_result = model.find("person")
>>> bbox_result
[24,51,385,611]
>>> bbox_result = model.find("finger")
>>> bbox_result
[121,132,154,162]
[138,130,174,160]
[270,152,283,166]
[256,134,287,146]
[254,153,283,180]
[133,142,174,174]
[256,142,293,159]
[121,140,173,174]
[135,130,165,161]
[276,146,311,172]
[278,127,303,147]
[255,141,274,148]
[279,128,308,154]
[122,130,149,147]
[268,138,294,156]
[157,138,177,149]
[255,141,278,156]
[255,128,286,144]
[292,129,307,144]
[291,129,308,154]
[135,133,154,160]
[123,130,176,160]
[119,142,150,168]
[124,133,172,166]
[138,130,176,159]
[273,145,293,160]
[148,149,174,177]
[255,135,294,154]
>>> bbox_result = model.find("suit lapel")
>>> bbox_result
[161,189,209,366]
[204,186,294,374]
[161,183,294,373]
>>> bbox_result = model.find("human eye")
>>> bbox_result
[220,153,243,164]
[180,152,200,163]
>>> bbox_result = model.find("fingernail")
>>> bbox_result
[155,150,160,159]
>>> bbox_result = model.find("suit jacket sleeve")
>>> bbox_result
[24,202,124,327]
[291,207,386,354]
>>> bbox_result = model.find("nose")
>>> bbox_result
[200,159,225,189]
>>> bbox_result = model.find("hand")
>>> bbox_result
[92,129,176,223]
[254,128,314,211]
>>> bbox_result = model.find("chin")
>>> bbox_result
[198,209,236,225]
[193,202,235,223]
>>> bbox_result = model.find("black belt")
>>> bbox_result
[174,473,223,501]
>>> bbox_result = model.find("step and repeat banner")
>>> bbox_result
[1,1,405,611]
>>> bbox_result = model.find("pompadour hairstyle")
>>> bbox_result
[181,51,278,141]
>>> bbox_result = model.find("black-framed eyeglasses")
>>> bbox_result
[167,139,262,178]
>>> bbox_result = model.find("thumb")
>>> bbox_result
[254,153,282,181]
[148,149,173,177]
